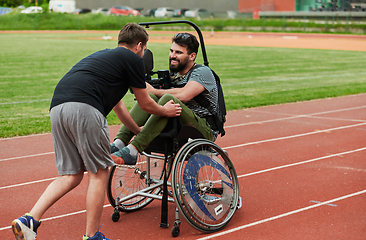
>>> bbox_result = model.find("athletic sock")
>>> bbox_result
[114,139,125,150]
[127,144,138,157]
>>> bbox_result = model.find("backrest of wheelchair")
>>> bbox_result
[144,117,204,155]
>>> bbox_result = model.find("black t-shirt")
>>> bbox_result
[50,47,146,117]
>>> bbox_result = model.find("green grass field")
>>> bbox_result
[1,31,366,138]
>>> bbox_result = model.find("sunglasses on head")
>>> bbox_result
[174,33,191,40]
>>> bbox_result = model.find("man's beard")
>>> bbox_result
[169,58,187,73]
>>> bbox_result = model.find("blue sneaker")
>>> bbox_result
[83,227,110,240]
[12,213,41,240]
[110,143,120,154]
[111,147,137,165]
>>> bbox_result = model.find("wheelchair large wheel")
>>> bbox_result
[107,153,165,212]
[171,139,239,233]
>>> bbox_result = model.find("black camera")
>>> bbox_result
[143,49,177,89]
[146,70,173,89]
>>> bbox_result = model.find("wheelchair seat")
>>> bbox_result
[144,117,204,155]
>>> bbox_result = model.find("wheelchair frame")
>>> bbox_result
[107,21,241,237]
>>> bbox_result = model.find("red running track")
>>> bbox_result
[1,94,366,240]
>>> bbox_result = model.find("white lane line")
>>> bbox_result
[2,121,365,163]
[0,172,88,190]
[1,123,365,190]
[223,122,366,150]
[249,104,366,117]
[0,204,111,231]
[0,177,58,190]
[226,105,366,129]
[309,200,337,207]
[4,147,364,191]
[0,152,54,162]
[1,149,365,231]
[196,189,366,240]
[237,147,366,179]
[1,145,365,222]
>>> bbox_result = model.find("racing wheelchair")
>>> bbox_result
[107,20,241,237]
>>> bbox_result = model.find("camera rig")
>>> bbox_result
[142,49,175,89]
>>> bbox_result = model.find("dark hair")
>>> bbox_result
[172,33,199,55]
[118,23,149,47]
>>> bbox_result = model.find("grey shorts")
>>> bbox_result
[50,102,115,175]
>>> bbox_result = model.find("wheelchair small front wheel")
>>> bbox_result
[111,211,120,222]
[171,139,240,233]
[171,225,180,237]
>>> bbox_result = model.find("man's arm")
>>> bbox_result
[146,80,205,103]
[132,87,182,117]
[113,100,142,134]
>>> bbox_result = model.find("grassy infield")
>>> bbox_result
[1,12,365,32]
[1,29,366,138]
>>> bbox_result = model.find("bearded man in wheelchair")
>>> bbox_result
[111,32,221,165]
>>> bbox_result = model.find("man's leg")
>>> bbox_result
[132,94,213,153]
[30,171,84,220]
[85,168,110,237]
[113,93,159,146]
[12,171,84,240]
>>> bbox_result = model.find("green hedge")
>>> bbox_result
[1,11,365,34]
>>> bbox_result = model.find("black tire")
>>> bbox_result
[171,225,180,237]
[111,211,120,222]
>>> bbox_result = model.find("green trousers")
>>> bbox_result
[115,93,213,153]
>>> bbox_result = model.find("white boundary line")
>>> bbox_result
[0,152,54,163]
[1,123,365,190]
[1,114,365,163]
[196,189,366,240]
[0,177,58,191]
[223,122,366,150]
[1,146,365,232]
[226,105,366,129]
[237,146,366,178]
[0,204,111,231]
[1,100,365,232]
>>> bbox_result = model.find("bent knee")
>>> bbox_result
[158,94,176,104]
[61,172,84,188]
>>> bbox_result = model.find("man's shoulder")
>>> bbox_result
[106,47,140,58]
[194,64,210,71]
[192,64,214,80]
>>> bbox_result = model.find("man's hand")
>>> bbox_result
[145,82,155,93]
[164,100,182,117]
